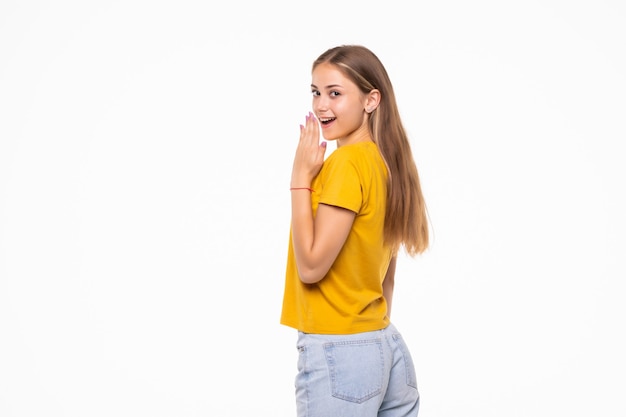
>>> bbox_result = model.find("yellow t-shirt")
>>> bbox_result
[280,141,393,334]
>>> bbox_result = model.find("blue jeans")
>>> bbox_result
[294,323,419,417]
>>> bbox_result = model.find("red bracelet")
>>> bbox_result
[290,187,314,192]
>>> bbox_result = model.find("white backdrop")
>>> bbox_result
[1,1,624,416]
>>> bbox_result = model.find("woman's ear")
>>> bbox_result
[365,89,381,113]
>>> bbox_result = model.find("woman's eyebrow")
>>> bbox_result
[311,83,343,89]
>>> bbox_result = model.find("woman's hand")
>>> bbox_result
[291,112,327,187]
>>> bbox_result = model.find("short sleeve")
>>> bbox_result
[318,150,363,214]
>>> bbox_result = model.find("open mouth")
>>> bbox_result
[319,117,336,125]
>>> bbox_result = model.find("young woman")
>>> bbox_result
[281,45,429,417]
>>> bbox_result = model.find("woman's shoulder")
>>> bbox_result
[327,141,379,163]
[322,142,384,181]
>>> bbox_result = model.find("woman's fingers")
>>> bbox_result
[300,112,316,144]
[292,112,326,184]
[304,113,325,161]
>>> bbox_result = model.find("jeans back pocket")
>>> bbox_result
[323,339,384,403]
[392,333,418,389]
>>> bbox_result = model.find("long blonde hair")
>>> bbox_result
[313,45,429,255]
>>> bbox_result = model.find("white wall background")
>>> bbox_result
[1,1,624,416]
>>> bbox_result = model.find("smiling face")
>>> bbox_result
[311,62,372,146]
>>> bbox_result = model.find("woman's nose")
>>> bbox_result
[314,97,329,113]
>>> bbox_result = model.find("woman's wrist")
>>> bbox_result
[290,176,312,189]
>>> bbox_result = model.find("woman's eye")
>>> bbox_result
[311,90,320,96]
[330,91,340,97]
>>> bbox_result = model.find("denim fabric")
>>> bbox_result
[295,323,419,417]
